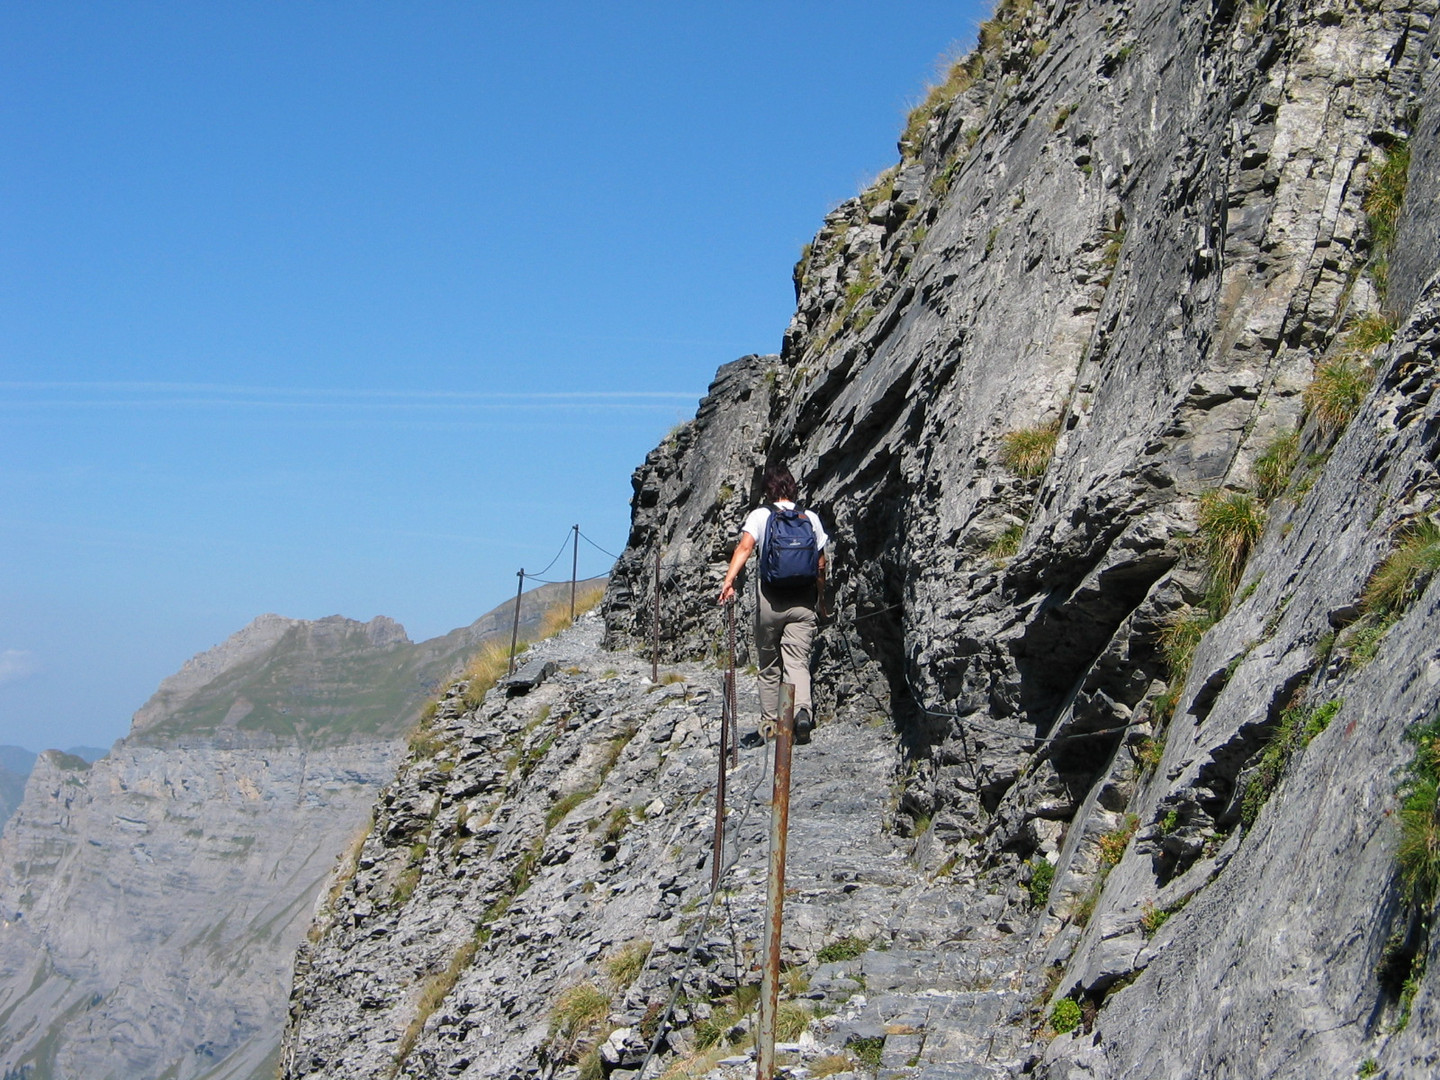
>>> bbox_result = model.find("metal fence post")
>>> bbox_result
[570,524,579,623]
[652,546,661,683]
[757,683,795,1080]
[508,569,525,676]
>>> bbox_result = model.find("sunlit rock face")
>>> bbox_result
[286,1,1440,1078]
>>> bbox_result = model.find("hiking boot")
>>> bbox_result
[794,708,813,745]
[740,730,765,750]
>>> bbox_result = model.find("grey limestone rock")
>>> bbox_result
[287,2,1440,1079]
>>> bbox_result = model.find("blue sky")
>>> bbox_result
[1,1,990,751]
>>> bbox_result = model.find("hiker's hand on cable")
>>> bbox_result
[718,583,736,605]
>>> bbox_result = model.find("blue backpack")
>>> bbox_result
[761,504,820,589]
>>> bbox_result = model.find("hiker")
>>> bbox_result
[717,465,829,746]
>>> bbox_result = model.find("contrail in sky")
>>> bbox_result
[0,382,702,410]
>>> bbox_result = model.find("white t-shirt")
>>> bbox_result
[741,501,829,569]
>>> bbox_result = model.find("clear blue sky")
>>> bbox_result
[1,1,991,751]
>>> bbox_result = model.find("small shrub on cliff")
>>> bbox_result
[1140,902,1169,937]
[1134,735,1165,774]
[1097,814,1139,868]
[1050,997,1082,1035]
[998,419,1062,479]
[1027,857,1055,908]
[1397,712,1440,908]
[849,1035,886,1069]
[816,935,872,964]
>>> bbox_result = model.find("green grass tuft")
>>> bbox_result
[1241,699,1343,828]
[988,522,1024,563]
[1197,490,1264,609]
[1253,429,1300,504]
[998,419,1062,479]
[546,788,596,833]
[1364,139,1410,297]
[1364,519,1440,618]
[1345,311,1398,354]
[816,935,872,964]
[1161,605,1216,682]
[548,982,611,1063]
[1304,356,1374,437]
[603,939,652,991]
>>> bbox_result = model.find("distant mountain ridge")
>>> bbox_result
[0,578,602,1080]
[0,746,104,834]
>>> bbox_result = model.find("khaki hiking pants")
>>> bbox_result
[755,585,817,736]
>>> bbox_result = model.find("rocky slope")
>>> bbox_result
[286,1,1440,1078]
[0,581,592,1080]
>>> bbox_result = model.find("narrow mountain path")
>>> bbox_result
[284,616,1043,1080]
[675,661,1039,1080]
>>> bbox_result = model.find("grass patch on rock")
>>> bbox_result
[1253,429,1300,504]
[1197,489,1264,610]
[998,419,1061,479]
[1241,699,1343,828]
[1304,356,1374,437]
[816,935,872,964]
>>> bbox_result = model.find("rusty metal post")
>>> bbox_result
[727,603,739,767]
[652,546,661,683]
[570,524,579,623]
[712,670,730,891]
[508,569,525,676]
[757,683,795,1080]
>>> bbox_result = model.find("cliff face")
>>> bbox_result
[0,582,588,1080]
[287,1,1440,1078]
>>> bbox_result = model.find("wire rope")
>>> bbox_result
[579,530,624,561]
[530,531,575,580]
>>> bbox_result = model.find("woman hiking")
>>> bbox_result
[717,465,829,746]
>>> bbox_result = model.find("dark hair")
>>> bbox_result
[762,465,799,502]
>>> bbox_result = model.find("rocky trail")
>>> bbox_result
[283,612,1052,1080]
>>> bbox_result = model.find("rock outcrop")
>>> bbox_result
[287,1,1440,1078]
[0,581,594,1080]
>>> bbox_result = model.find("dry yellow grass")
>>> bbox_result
[539,582,607,638]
